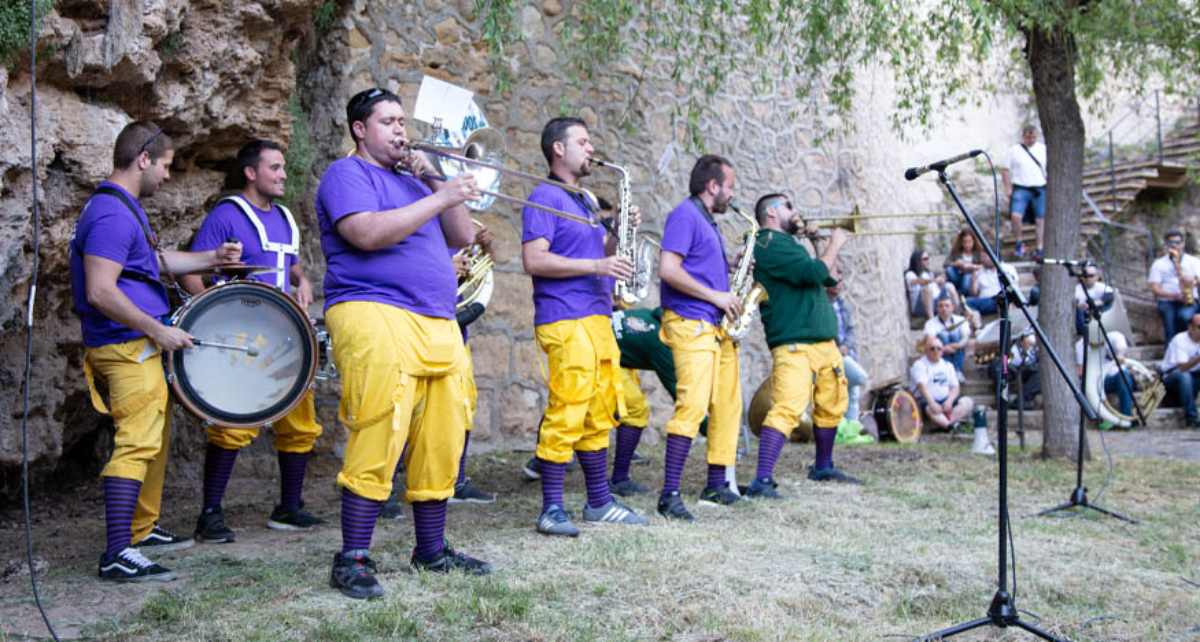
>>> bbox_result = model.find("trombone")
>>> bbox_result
[407,127,602,227]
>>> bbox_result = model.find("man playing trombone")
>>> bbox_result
[748,195,860,493]
[522,117,647,537]
[317,88,491,599]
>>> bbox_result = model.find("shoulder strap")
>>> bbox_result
[1020,144,1046,180]
[90,186,171,295]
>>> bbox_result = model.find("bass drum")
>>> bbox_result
[871,385,922,443]
[167,281,317,428]
[747,377,813,443]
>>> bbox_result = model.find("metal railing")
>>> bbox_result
[1081,189,1154,298]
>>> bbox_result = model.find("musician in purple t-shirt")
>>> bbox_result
[316,88,490,599]
[70,121,241,582]
[181,140,325,545]
[521,117,647,536]
[655,154,745,522]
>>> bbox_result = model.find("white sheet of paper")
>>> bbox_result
[413,76,474,128]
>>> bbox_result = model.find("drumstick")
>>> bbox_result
[192,339,260,357]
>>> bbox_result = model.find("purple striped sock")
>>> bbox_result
[610,425,642,484]
[706,464,726,490]
[340,488,382,553]
[411,500,447,561]
[539,459,566,511]
[457,432,470,485]
[277,451,309,511]
[202,444,239,511]
[102,476,142,556]
[814,426,837,470]
[661,434,692,499]
[756,427,787,480]
[577,449,613,509]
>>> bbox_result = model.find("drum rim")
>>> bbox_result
[167,281,317,428]
[873,386,922,443]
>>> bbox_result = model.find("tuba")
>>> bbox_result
[593,159,647,305]
[455,219,495,315]
[1082,322,1165,428]
[721,204,767,340]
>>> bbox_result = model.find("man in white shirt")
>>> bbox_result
[1001,124,1047,260]
[1161,314,1200,428]
[1074,263,1114,335]
[923,296,971,380]
[965,253,1020,317]
[1074,330,1133,417]
[1147,229,1200,343]
[909,337,991,454]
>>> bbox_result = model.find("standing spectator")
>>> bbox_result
[909,337,992,454]
[905,249,959,319]
[1074,263,1114,336]
[1001,124,1047,260]
[1161,313,1200,428]
[1148,229,1200,344]
[923,296,971,382]
[945,228,983,295]
[828,283,869,427]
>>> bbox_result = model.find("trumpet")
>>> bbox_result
[402,127,602,227]
[799,207,957,238]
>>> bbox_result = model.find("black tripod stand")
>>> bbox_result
[917,169,1099,642]
[1033,262,1139,523]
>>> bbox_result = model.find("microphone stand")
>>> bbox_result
[1033,263,1139,523]
[917,169,1097,642]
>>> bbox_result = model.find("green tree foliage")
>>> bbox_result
[0,0,53,68]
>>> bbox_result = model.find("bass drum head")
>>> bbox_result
[169,282,316,427]
[872,386,922,443]
[747,376,812,443]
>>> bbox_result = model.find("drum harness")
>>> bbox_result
[218,195,299,292]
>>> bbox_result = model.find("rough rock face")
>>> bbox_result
[0,0,323,493]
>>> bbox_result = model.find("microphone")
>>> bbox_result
[1037,257,1092,268]
[904,150,984,181]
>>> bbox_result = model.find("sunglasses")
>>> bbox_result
[1167,239,1184,245]
[138,128,164,156]
[1084,273,1098,278]
[926,345,942,351]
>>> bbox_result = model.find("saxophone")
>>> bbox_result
[1171,248,1195,306]
[593,159,648,305]
[721,203,767,340]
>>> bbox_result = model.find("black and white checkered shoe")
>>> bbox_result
[98,547,175,583]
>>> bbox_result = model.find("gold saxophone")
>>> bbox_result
[721,203,767,340]
[1172,248,1195,306]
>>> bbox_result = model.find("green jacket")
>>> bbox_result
[752,228,839,348]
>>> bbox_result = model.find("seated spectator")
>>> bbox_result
[909,337,992,454]
[1074,329,1133,419]
[829,283,869,428]
[965,253,1020,316]
[1148,229,1200,343]
[923,296,971,381]
[905,249,959,319]
[1074,263,1114,336]
[1161,313,1200,428]
[989,330,1040,410]
[1027,266,1041,306]
[945,228,983,295]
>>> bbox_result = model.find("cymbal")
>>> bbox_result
[183,263,282,278]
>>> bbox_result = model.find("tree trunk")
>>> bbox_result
[1027,20,1089,460]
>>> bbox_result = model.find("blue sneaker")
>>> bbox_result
[536,504,580,537]
[744,476,782,499]
[1013,241,1026,259]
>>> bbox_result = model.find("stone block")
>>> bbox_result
[469,332,512,380]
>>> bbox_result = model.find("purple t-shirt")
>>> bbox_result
[190,199,298,293]
[69,181,170,347]
[316,157,457,318]
[659,197,729,325]
[521,182,611,326]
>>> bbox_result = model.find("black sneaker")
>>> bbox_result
[194,507,235,543]
[411,544,492,576]
[268,504,325,531]
[698,483,741,506]
[379,496,407,520]
[610,478,649,497]
[132,525,194,552]
[330,551,383,600]
[743,476,782,499]
[98,547,175,583]
[1186,417,1200,429]
[521,457,541,482]
[657,490,694,522]
[807,465,863,485]
[630,451,649,466]
[450,478,496,504]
